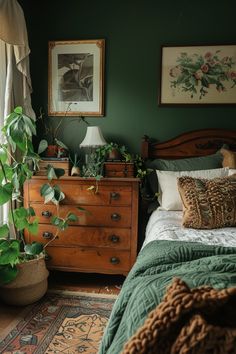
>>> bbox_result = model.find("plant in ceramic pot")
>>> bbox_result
[37,108,68,158]
[69,152,81,176]
[0,107,78,306]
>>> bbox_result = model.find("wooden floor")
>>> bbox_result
[0,271,125,337]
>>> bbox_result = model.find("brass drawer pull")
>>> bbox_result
[109,234,120,243]
[111,213,121,221]
[43,231,53,239]
[110,257,120,265]
[42,210,52,218]
[110,192,120,200]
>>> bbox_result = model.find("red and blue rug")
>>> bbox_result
[0,290,117,353]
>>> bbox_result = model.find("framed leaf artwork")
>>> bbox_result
[48,39,105,116]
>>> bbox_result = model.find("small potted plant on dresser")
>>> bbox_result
[0,107,78,306]
[70,152,81,176]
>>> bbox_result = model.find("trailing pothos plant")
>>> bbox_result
[0,107,78,285]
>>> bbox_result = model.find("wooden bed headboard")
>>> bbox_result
[141,129,236,160]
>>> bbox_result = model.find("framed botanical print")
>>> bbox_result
[48,39,105,116]
[159,44,236,105]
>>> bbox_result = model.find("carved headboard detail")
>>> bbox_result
[141,129,236,160]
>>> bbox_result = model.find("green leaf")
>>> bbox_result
[47,165,58,180]
[3,164,13,181]
[38,139,48,155]
[0,224,9,238]
[54,138,68,150]
[40,183,55,204]
[54,168,65,179]
[0,240,20,266]
[27,207,36,217]
[52,185,65,204]
[77,206,88,212]
[22,115,36,136]
[44,190,55,204]
[12,172,20,191]
[0,147,7,163]
[14,106,23,114]
[0,183,13,205]
[51,216,68,230]
[51,215,61,226]
[13,207,28,219]
[67,213,78,222]
[24,241,43,256]
[0,265,18,285]
[40,183,52,196]
[14,218,28,231]
[26,219,39,235]
[201,76,209,88]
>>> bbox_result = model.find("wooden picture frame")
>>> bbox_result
[48,39,105,116]
[159,44,236,106]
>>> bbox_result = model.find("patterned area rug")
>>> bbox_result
[0,290,117,353]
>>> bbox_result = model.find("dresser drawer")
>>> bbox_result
[24,177,139,275]
[31,203,132,227]
[26,224,131,249]
[27,181,132,206]
[45,247,131,273]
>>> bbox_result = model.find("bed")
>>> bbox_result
[99,129,236,354]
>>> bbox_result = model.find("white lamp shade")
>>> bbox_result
[80,126,107,147]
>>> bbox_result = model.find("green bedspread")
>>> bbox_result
[99,240,236,354]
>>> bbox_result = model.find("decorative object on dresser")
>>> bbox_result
[69,152,81,176]
[80,126,107,177]
[104,162,134,178]
[35,157,71,176]
[24,177,139,276]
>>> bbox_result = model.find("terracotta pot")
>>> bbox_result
[0,255,49,306]
[107,148,122,161]
[46,145,58,157]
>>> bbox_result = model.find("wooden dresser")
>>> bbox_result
[24,176,139,275]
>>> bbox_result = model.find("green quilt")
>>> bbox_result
[99,240,236,354]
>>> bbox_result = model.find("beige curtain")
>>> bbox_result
[0,0,35,227]
[0,0,35,119]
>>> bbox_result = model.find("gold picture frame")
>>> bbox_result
[159,44,236,106]
[48,39,105,116]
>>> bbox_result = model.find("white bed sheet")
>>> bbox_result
[143,208,236,249]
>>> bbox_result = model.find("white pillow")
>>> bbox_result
[228,169,236,176]
[156,167,229,211]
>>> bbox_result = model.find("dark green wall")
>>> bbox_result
[19,0,236,154]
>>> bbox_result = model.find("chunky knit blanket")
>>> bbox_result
[122,277,236,354]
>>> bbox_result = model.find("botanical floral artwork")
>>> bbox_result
[160,45,236,105]
[48,40,105,116]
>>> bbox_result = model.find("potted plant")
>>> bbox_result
[69,152,81,176]
[37,107,68,158]
[0,107,78,306]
